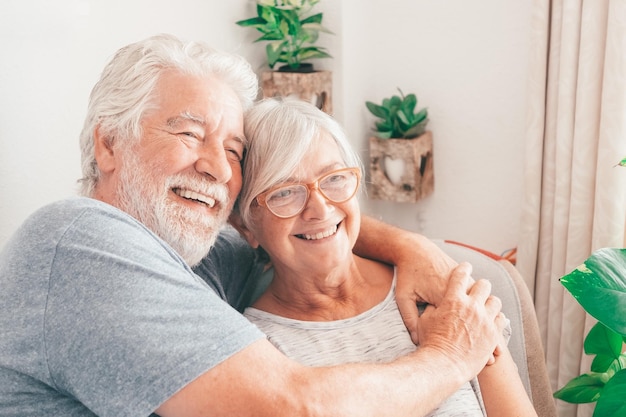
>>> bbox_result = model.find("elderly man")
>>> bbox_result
[0,34,503,417]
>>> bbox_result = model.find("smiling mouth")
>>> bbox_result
[295,223,339,240]
[173,188,216,208]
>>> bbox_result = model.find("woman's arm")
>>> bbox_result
[477,341,538,416]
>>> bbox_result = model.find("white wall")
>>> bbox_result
[0,0,259,247]
[0,0,531,256]
[339,0,532,255]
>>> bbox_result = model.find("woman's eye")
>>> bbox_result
[270,189,292,200]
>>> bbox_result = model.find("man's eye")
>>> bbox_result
[180,132,199,139]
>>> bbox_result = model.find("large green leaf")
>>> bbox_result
[560,248,626,336]
[553,372,608,403]
[593,369,626,416]
[618,156,626,167]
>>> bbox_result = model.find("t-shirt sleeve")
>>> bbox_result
[44,208,264,417]
[193,225,267,311]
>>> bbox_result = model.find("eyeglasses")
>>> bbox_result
[256,167,361,218]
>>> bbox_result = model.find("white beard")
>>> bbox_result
[114,148,231,266]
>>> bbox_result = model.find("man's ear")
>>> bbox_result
[93,125,116,174]
[228,211,259,248]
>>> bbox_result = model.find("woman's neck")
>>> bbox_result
[252,255,394,321]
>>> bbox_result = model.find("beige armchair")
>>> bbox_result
[433,240,557,417]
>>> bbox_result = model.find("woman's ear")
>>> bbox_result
[93,125,116,174]
[228,212,260,248]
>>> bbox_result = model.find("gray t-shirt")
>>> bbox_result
[0,197,264,417]
[244,275,487,416]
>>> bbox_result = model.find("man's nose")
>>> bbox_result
[194,141,233,184]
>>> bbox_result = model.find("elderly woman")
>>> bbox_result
[232,98,537,416]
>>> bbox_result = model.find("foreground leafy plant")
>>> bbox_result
[365,88,428,139]
[554,248,626,416]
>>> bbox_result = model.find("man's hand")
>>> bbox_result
[353,216,470,343]
[393,236,460,343]
[416,263,503,377]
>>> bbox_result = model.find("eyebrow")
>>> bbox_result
[166,111,205,128]
[166,112,247,148]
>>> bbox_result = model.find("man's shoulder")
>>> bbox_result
[26,197,146,235]
[3,197,158,260]
[34,196,130,220]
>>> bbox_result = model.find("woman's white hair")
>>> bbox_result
[237,97,363,227]
[78,33,259,196]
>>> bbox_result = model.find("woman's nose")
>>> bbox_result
[301,188,334,220]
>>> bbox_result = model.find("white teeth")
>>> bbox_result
[175,189,216,208]
[302,225,338,240]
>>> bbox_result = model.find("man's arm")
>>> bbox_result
[156,264,502,417]
[353,215,459,342]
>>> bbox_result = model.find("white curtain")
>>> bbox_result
[517,0,626,416]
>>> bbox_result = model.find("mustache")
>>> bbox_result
[166,174,231,206]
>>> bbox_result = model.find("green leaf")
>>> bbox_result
[593,369,626,416]
[301,26,320,43]
[259,4,277,23]
[618,156,626,167]
[235,16,268,27]
[366,102,389,120]
[585,322,624,358]
[591,354,617,373]
[300,12,323,24]
[257,31,287,41]
[266,41,287,68]
[397,111,410,126]
[403,125,424,139]
[375,121,392,132]
[560,248,626,336]
[388,96,402,109]
[414,108,428,124]
[296,46,330,57]
[553,372,608,403]
[401,93,417,114]
[590,353,626,376]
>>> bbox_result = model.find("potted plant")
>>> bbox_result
[365,88,434,202]
[553,158,626,416]
[236,0,331,72]
[236,0,333,113]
